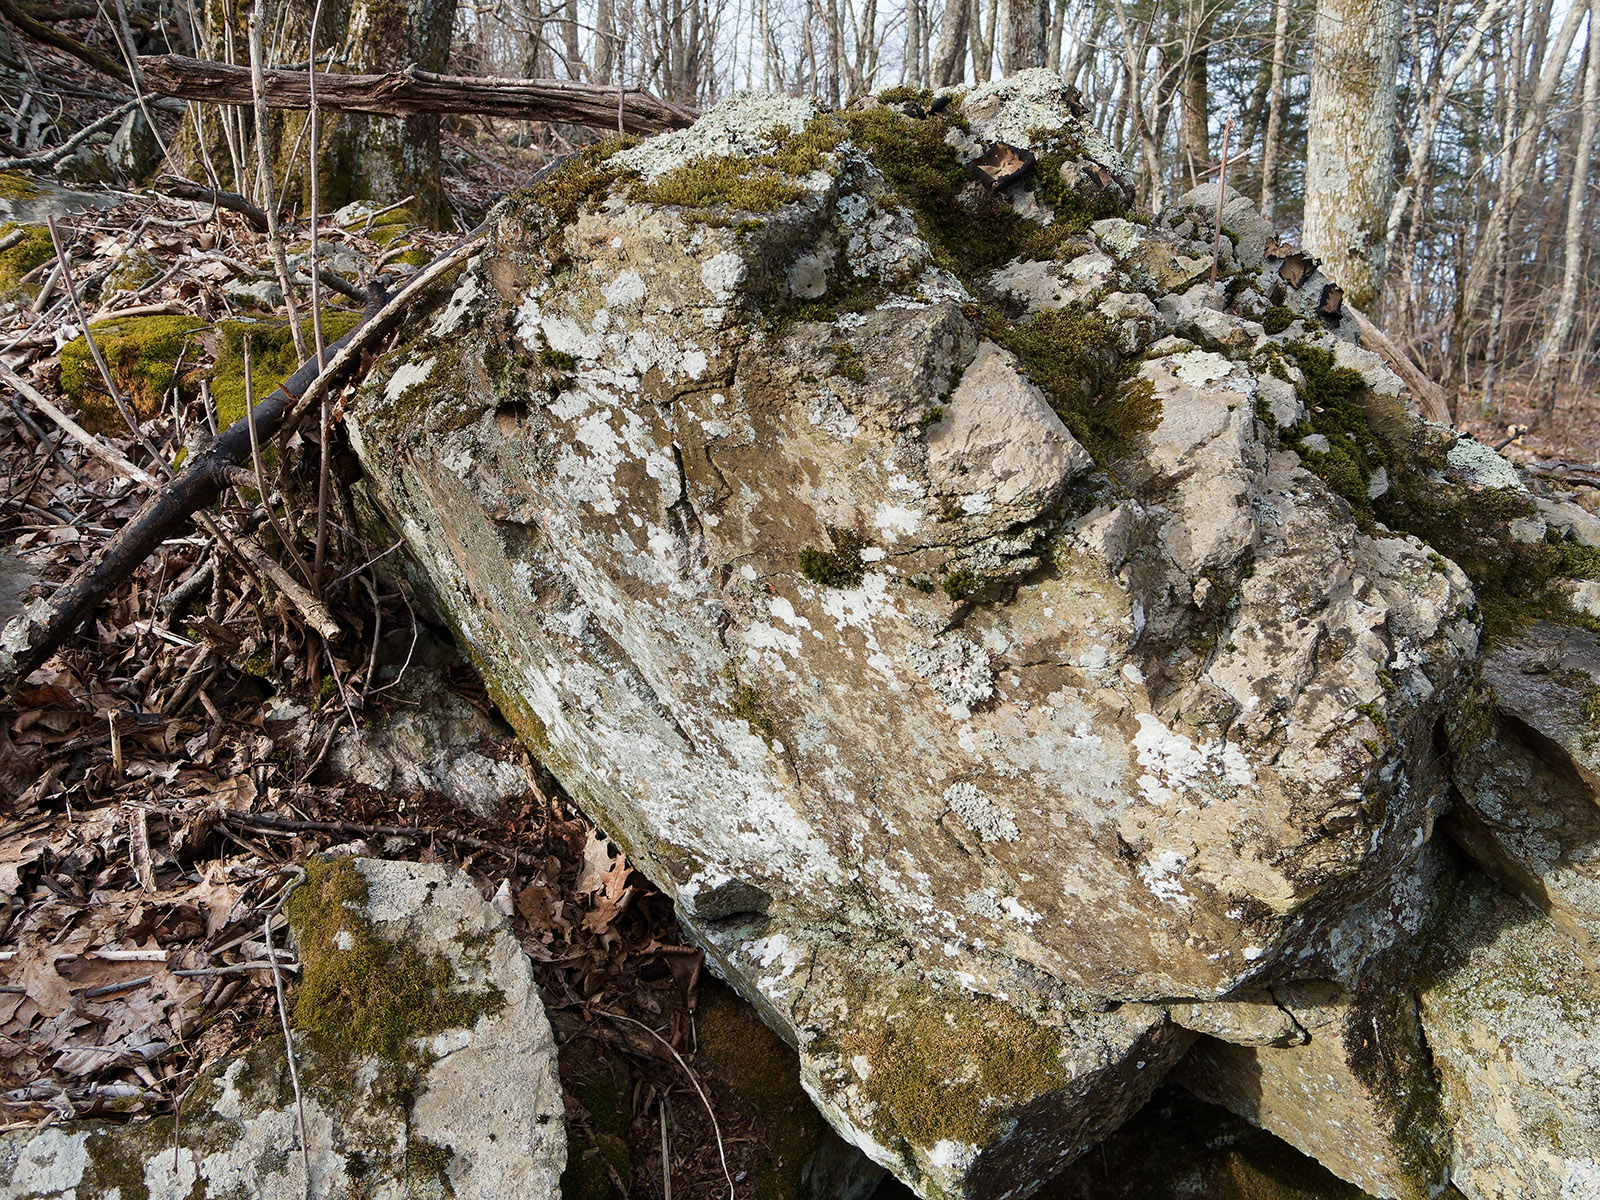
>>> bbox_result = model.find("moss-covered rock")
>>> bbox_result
[211,310,362,429]
[0,222,53,298]
[0,859,564,1199]
[59,315,207,426]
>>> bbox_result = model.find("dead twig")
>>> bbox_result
[216,810,540,868]
[0,99,142,172]
[246,0,305,363]
[263,867,312,1200]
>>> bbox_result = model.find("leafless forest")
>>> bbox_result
[0,0,1597,451]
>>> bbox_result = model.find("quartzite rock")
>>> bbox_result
[349,72,1518,1198]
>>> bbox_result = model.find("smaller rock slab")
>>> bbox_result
[0,858,564,1200]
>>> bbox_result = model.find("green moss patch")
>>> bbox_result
[1270,341,1600,639]
[633,118,845,214]
[798,526,866,587]
[0,172,43,199]
[837,105,1125,275]
[1261,306,1295,335]
[60,315,208,423]
[842,988,1068,1148]
[0,222,53,293]
[1283,343,1386,509]
[212,310,362,430]
[286,857,504,1067]
[985,306,1156,461]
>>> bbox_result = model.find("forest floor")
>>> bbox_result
[1456,378,1600,464]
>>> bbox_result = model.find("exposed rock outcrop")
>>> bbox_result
[0,858,566,1200]
[346,71,1600,1200]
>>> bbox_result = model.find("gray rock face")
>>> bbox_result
[346,74,1575,1200]
[0,859,565,1200]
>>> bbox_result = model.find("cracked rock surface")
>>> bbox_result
[347,71,1594,1200]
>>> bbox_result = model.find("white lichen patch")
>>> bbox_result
[906,635,994,710]
[1132,713,1253,806]
[945,782,1019,843]
[1447,437,1525,491]
[430,266,482,337]
[384,356,435,403]
[614,93,821,180]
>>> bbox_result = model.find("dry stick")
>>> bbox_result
[598,1010,733,1200]
[247,0,305,363]
[307,0,330,595]
[137,54,699,131]
[0,363,156,486]
[151,174,270,232]
[263,867,312,1200]
[241,336,315,590]
[0,0,131,82]
[217,809,540,868]
[660,1096,672,1200]
[1209,114,1233,290]
[45,216,173,481]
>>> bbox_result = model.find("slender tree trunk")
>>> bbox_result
[1481,19,1521,415]
[933,0,971,85]
[1179,0,1213,190]
[1260,0,1290,223]
[595,0,617,84]
[1459,0,1585,321]
[1303,0,1403,310]
[1003,0,1047,70]
[1532,0,1598,426]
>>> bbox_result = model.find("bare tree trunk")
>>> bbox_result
[905,0,923,84]
[595,0,617,84]
[1481,17,1521,415]
[1179,0,1213,190]
[1459,0,1585,321]
[1381,0,1508,267]
[1532,0,1598,427]
[1260,0,1290,223]
[1003,0,1047,70]
[933,0,971,85]
[1303,0,1403,311]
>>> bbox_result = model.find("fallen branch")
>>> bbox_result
[1347,305,1453,427]
[138,54,698,133]
[0,0,131,83]
[0,288,384,688]
[2,194,495,687]
[0,99,143,173]
[215,809,540,868]
[151,175,270,233]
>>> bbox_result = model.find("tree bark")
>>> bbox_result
[933,0,971,86]
[1302,0,1403,311]
[1531,0,1598,426]
[1002,0,1048,71]
[1179,0,1213,190]
[1259,0,1290,222]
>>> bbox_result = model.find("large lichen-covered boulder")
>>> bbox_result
[0,858,565,1200]
[349,73,1487,1197]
